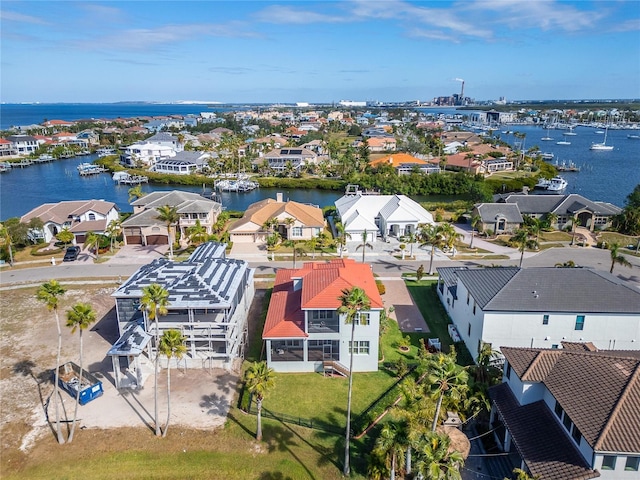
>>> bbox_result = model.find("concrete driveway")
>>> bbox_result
[108,244,169,264]
[381,277,429,333]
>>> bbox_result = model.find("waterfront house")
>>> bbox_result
[335,187,434,242]
[0,138,16,157]
[153,151,212,175]
[109,242,254,387]
[496,193,622,232]
[489,344,640,479]
[228,193,325,244]
[122,190,222,246]
[20,200,120,243]
[369,153,441,175]
[472,203,524,234]
[263,258,384,373]
[6,135,39,155]
[145,132,183,152]
[436,266,640,358]
[120,142,175,167]
[261,147,318,173]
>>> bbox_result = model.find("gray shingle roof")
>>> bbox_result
[476,203,524,223]
[499,193,622,216]
[439,267,640,314]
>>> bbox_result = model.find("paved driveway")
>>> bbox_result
[381,277,429,333]
[108,244,169,264]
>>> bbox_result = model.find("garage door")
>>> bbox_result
[146,235,168,245]
[126,235,143,245]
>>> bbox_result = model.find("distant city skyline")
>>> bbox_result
[2,1,639,104]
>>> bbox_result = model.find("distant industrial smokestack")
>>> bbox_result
[455,78,465,99]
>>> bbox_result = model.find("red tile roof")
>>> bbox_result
[262,259,383,339]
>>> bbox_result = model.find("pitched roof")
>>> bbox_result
[489,383,599,480]
[229,198,324,232]
[500,193,621,216]
[112,242,250,309]
[130,190,221,214]
[263,259,383,339]
[475,203,523,224]
[369,153,428,168]
[438,267,640,314]
[501,347,640,453]
[20,200,118,224]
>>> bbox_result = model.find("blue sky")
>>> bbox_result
[1,1,639,103]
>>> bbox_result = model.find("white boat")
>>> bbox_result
[627,134,640,140]
[556,140,571,145]
[96,147,116,157]
[535,176,568,191]
[590,127,614,151]
[540,152,555,160]
[547,176,568,191]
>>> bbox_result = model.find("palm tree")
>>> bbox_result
[65,302,96,443]
[506,467,541,480]
[36,280,67,444]
[105,218,122,251]
[337,286,372,476]
[140,283,170,437]
[439,223,462,258]
[335,222,351,258]
[469,214,481,248]
[374,422,408,480]
[283,217,295,240]
[306,236,319,259]
[512,228,532,268]
[283,239,307,268]
[569,214,579,246]
[609,243,632,273]
[128,185,145,203]
[418,223,444,275]
[428,352,469,432]
[158,329,187,438]
[187,219,208,245]
[156,205,180,260]
[413,431,464,480]
[356,229,373,263]
[84,231,101,260]
[243,361,275,441]
[542,212,558,231]
[56,228,74,247]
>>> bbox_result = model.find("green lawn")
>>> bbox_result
[405,280,474,366]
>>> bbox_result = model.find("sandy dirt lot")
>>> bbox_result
[0,283,247,460]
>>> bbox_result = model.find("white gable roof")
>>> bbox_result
[336,194,433,232]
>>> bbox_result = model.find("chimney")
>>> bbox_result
[276,192,283,203]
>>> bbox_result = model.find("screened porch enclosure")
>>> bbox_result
[270,339,339,362]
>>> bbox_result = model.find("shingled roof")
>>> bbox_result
[229,198,325,233]
[263,259,383,339]
[501,347,640,454]
[437,267,640,314]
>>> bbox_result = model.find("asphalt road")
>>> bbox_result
[2,246,638,288]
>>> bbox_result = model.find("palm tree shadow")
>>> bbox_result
[199,393,230,416]
[13,360,57,437]
[118,388,154,432]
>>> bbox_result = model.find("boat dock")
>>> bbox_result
[78,163,109,176]
[112,171,148,185]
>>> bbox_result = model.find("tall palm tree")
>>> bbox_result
[469,215,481,249]
[65,302,96,443]
[439,223,462,258]
[243,361,275,441]
[140,283,170,437]
[337,286,372,476]
[512,228,532,268]
[569,214,579,246]
[36,280,67,444]
[356,229,373,263]
[374,422,408,480]
[418,223,444,275]
[106,218,122,251]
[84,231,101,260]
[428,352,469,432]
[413,431,464,480]
[283,239,307,268]
[283,217,295,240]
[335,222,351,258]
[609,243,632,273]
[156,205,180,260]
[158,329,187,438]
[306,235,319,259]
[187,219,208,245]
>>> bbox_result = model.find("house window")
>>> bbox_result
[505,362,512,380]
[291,227,302,237]
[88,213,96,220]
[466,292,470,304]
[358,312,370,325]
[625,457,639,471]
[543,314,549,325]
[571,425,581,445]
[473,302,476,315]
[551,344,559,349]
[562,413,572,431]
[554,400,563,419]
[349,341,370,355]
[575,315,585,331]
[602,456,617,470]
[467,323,471,336]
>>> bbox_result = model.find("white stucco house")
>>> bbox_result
[109,242,254,388]
[263,258,384,374]
[335,187,434,242]
[20,199,120,243]
[489,344,640,480]
[437,266,640,359]
[120,142,175,167]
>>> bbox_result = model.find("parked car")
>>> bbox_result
[63,246,81,262]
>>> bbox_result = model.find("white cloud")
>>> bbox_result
[0,10,48,25]
[254,5,350,24]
